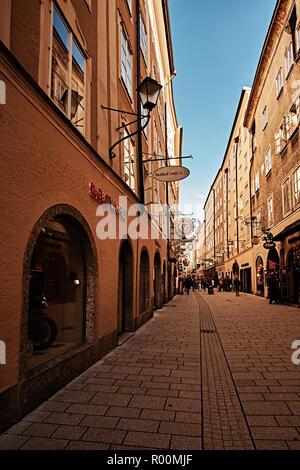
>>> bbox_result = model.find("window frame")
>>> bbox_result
[282,177,291,215]
[49,4,86,135]
[262,105,268,130]
[267,196,274,227]
[293,166,300,206]
[140,13,147,64]
[276,67,283,98]
[285,42,294,77]
[121,27,133,98]
[265,147,271,176]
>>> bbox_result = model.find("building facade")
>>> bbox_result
[0,0,182,432]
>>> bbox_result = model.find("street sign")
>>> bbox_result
[152,166,190,182]
[263,241,276,250]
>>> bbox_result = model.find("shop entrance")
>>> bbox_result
[119,240,133,333]
[154,251,162,309]
[287,248,300,304]
[240,268,252,293]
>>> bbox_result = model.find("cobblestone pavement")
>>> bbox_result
[0,291,299,451]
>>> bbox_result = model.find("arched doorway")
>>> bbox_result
[256,255,264,296]
[24,210,97,371]
[119,239,134,334]
[267,248,280,274]
[153,251,162,309]
[139,249,150,314]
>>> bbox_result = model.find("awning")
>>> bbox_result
[273,220,300,241]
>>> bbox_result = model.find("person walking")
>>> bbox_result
[234,276,240,296]
[185,277,193,295]
[267,275,278,304]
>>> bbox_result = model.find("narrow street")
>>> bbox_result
[0,291,299,451]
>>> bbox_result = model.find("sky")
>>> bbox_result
[168,0,277,222]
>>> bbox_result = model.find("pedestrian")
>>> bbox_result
[185,277,193,295]
[267,275,278,304]
[233,276,240,296]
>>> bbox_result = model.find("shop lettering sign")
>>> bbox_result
[152,166,190,182]
[263,241,276,250]
[89,183,126,218]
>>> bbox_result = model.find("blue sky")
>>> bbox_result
[168,0,277,221]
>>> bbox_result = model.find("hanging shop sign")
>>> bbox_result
[263,241,276,250]
[175,218,195,238]
[152,166,190,182]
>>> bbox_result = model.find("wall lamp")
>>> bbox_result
[102,77,162,159]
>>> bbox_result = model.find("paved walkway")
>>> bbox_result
[0,291,299,450]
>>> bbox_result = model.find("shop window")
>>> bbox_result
[50,6,85,134]
[256,256,264,296]
[27,216,85,369]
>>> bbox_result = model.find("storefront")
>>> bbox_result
[274,222,300,305]
[256,255,265,296]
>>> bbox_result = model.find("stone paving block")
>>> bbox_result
[105,407,141,418]
[90,392,132,407]
[141,368,171,377]
[254,440,289,450]
[110,366,143,375]
[4,421,32,435]
[23,423,59,437]
[20,437,69,450]
[44,412,85,426]
[170,435,201,450]
[239,393,265,401]
[286,441,300,450]
[165,398,201,413]
[117,418,159,433]
[170,383,200,392]
[66,440,110,450]
[140,409,175,422]
[114,379,142,387]
[129,395,166,410]
[50,390,96,404]
[81,427,126,444]
[175,412,201,424]
[117,387,146,395]
[171,370,200,378]
[85,377,116,386]
[65,383,87,391]
[247,416,277,427]
[146,388,179,398]
[287,402,300,414]
[275,415,300,426]
[79,415,119,429]
[243,402,292,415]
[123,431,170,449]
[251,426,300,440]
[159,421,201,436]
[141,381,170,390]
[0,434,30,450]
[151,376,181,384]
[22,410,50,423]
[37,402,70,413]
[178,391,201,400]
[263,393,299,401]
[83,384,119,393]
[65,403,108,415]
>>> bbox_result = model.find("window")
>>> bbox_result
[282,178,291,214]
[283,112,298,140]
[267,196,274,227]
[240,196,244,211]
[123,127,135,192]
[297,23,300,53]
[262,106,268,129]
[276,68,283,97]
[244,153,248,171]
[285,42,293,77]
[121,29,132,96]
[126,0,132,13]
[265,148,271,175]
[293,167,300,205]
[220,197,222,207]
[140,14,147,62]
[251,178,255,197]
[255,172,260,192]
[245,185,249,203]
[50,6,86,134]
[275,129,283,154]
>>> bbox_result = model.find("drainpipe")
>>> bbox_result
[235,136,239,255]
[136,0,144,205]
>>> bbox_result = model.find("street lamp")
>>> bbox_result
[102,77,162,160]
